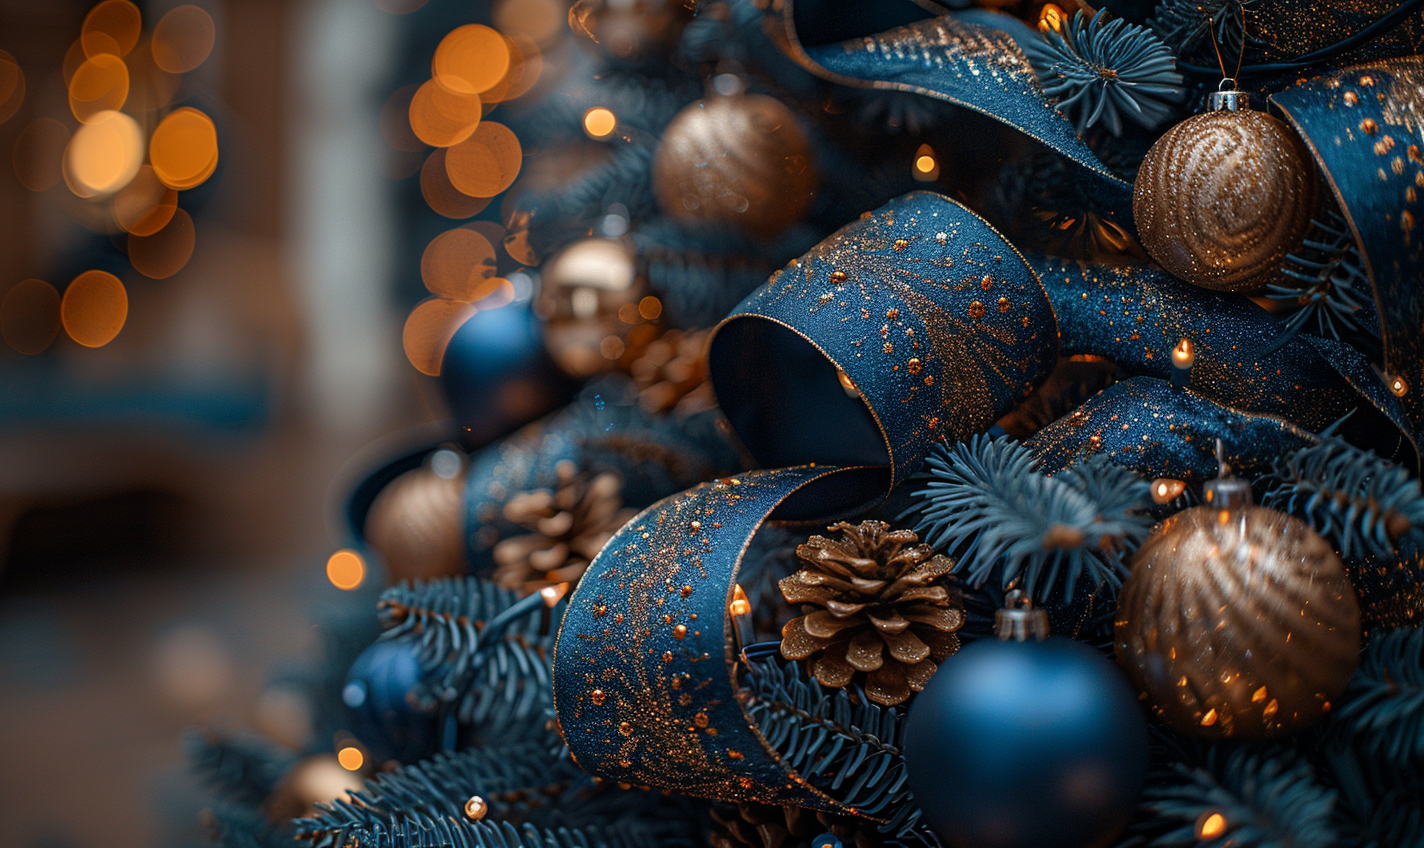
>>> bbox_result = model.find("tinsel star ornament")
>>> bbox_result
[778,520,965,707]
[903,592,1149,848]
[1133,85,1319,291]
[1114,454,1361,739]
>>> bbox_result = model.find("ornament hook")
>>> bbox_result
[995,589,1050,642]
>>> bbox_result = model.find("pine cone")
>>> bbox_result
[779,521,963,706]
[627,328,715,415]
[492,460,636,592]
[709,802,882,848]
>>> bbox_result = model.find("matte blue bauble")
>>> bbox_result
[342,637,443,764]
[440,303,576,450]
[903,636,1149,848]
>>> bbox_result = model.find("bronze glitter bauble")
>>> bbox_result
[652,94,816,237]
[535,237,652,378]
[1132,93,1318,292]
[1115,503,1361,740]
[365,463,467,585]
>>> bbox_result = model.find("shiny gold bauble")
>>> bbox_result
[536,237,652,378]
[652,94,816,237]
[263,754,365,823]
[1132,108,1318,292]
[1115,504,1360,740]
[365,464,467,585]
[569,0,695,63]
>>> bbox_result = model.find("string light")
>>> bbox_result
[1151,478,1186,505]
[326,550,366,590]
[583,107,617,139]
[336,746,365,771]
[1194,810,1227,839]
[912,143,939,181]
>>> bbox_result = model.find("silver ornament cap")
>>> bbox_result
[995,589,1050,642]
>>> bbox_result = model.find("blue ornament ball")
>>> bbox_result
[440,303,576,450]
[342,636,444,765]
[903,635,1149,848]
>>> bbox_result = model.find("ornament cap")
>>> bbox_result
[1202,439,1253,509]
[995,590,1050,642]
[1208,83,1250,113]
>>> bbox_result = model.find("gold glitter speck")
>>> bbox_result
[1361,118,1379,135]
[907,357,922,373]
[893,239,909,251]
[997,296,1010,313]
[968,300,985,319]
[591,689,606,705]
[673,624,688,640]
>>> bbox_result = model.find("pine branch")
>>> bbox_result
[1265,211,1379,353]
[740,657,933,846]
[1323,739,1424,848]
[1329,627,1424,768]
[1259,438,1424,560]
[186,730,293,807]
[1128,745,1339,848]
[905,435,1155,604]
[302,813,680,848]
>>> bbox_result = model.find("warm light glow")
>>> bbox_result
[326,549,367,590]
[494,32,542,102]
[336,746,365,771]
[1200,707,1218,726]
[114,165,178,235]
[421,228,497,300]
[433,24,510,94]
[13,118,69,192]
[729,584,751,617]
[540,583,571,607]
[61,270,128,348]
[1150,478,1186,505]
[151,5,216,74]
[1390,375,1409,397]
[128,207,196,279]
[584,107,617,138]
[494,0,566,46]
[915,155,935,173]
[1194,811,1227,839]
[1,279,62,355]
[444,121,522,197]
[1038,3,1065,33]
[82,1,141,58]
[420,149,493,219]
[1172,337,1195,369]
[68,53,129,123]
[409,78,482,147]
[403,297,478,376]
[638,296,662,320]
[65,110,143,196]
[837,370,861,398]
[149,107,219,188]
[912,143,939,182]
[0,50,25,125]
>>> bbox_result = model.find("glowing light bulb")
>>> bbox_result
[336,746,364,771]
[326,549,366,590]
[584,107,616,139]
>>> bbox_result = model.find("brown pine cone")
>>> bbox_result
[779,521,963,706]
[709,802,882,848]
[492,460,636,592]
[627,328,715,416]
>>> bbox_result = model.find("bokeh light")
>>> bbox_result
[403,297,478,376]
[61,270,128,348]
[1,279,62,355]
[325,549,366,590]
[493,33,542,102]
[420,149,492,219]
[638,296,662,320]
[0,50,26,125]
[912,143,939,181]
[493,0,567,46]
[13,118,70,192]
[433,25,510,95]
[336,746,365,771]
[1194,810,1227,839]
[444,121,521,197]
[128,207,196,279]
[114,165,178,235]
[583,107,616,139]
[149,106,219,189]
[82,0,141,59]
[421,227,497,300]
[68,53,129,123]
[151,5,215,74]
[409,78,482,148]
[64,109,143,197]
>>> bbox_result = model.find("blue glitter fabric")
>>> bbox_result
[552,465,883,814]
[766,4,1133,213]
[1025,376,1320,481]
[1271,60,1424,443]
[1031,256,1417,460]
[709,192,1058,492]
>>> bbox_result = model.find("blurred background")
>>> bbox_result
[0,1,545,844]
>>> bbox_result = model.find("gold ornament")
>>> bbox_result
[263,754,364,824]
[569,0,695,63]
[779,520,965,706]
[535,237,655,378]
[1114,469,1360,740]
[652,94,816,237]
[365,461,467,585]
[1132,89,1318,292]
[492,460,637,592]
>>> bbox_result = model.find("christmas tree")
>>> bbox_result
[190,1,1424,847]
